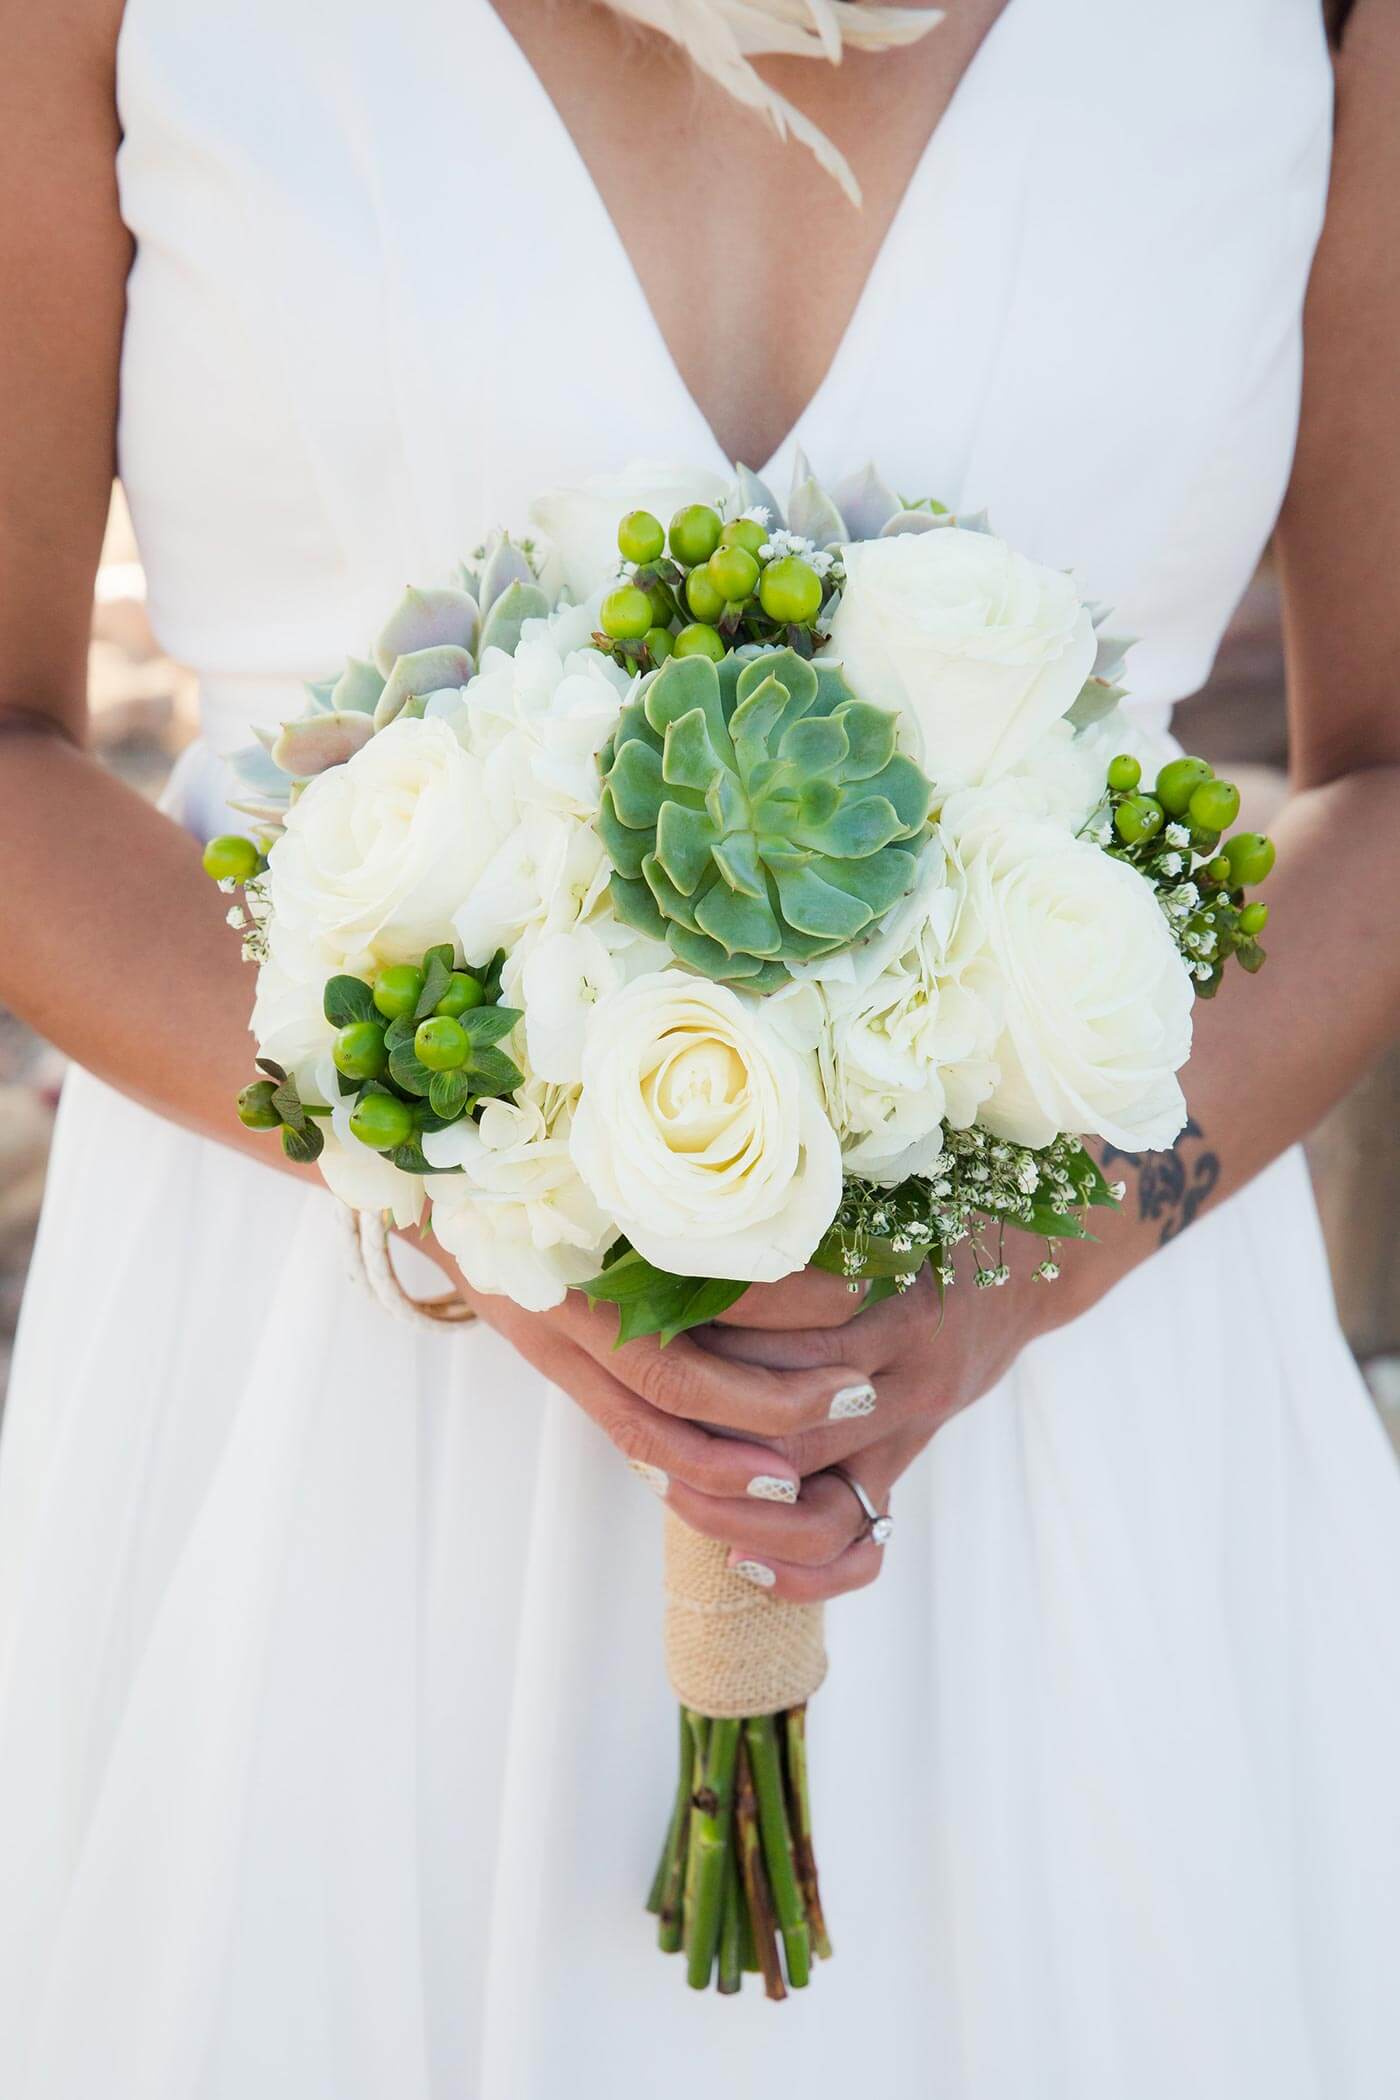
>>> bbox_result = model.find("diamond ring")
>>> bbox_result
[827,1466,894,1547]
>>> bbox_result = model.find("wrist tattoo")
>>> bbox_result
[1100,1117,1221,1247]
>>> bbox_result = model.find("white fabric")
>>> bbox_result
[596,0,944,203]
[5,1,1400,2094]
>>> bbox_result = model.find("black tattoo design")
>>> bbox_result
[1100,1117,1221,1247]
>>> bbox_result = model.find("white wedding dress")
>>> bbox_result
[4,1,1400,2093]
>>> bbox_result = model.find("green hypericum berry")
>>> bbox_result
[617,509,665,565]
[372,965,426,1021]
[348,1092,415,1152]
[672,622,727,661]
[236,1079,282,1130]
[706,545,760,603]
[414,1016,469,1071]
[1239,901,1270,935]
[684,566,726,623]
[1106,754,1142,793]
[600,585,654,641]
[1224,831,1276,886]
[644,625,674,664]
[1114,794,1165,845]
[668,503,723,567]
[332,1019,388,1081]
[202,833,260,884]
[1205,855,1232,884]
[435,970,484,1017]
[720,518,767,558]
[1188,777,1241,831]
[758,555,823,625]
[1155,756,1214,817]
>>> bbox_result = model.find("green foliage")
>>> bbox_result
[582,1247,749,1347]
[598,647,932,985]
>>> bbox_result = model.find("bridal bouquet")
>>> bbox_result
[207,456,1275,1998]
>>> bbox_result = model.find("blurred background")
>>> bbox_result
[1,490,1397,1439]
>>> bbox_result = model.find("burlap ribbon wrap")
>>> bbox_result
[664,1507,827,1719]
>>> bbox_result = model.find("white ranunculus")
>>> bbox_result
[529,460,730,601]
[779,852,1000,1184]
[943,780,1193,1152]
[822,527,1096,790]
[424,1086,614,1311]
[570,972,842,1282]
[465,618,631,818]
[264,716,499,978]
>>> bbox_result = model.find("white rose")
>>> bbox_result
[265,716,499,977]
[794,853,1000,1184]
[943,781,1193,1152]
[424,1086,614,1311]
[320,1116,426,1231]
[529,460,730,601]
[822,528,1096,790]
[570,972,842,1282]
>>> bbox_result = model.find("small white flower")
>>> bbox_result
[1165,823,1191,849]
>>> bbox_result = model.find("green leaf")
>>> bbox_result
[580,1250,748,1347]
[388,1038,434,1098]
[1061,1145,1121,1209]
[414,951,453,1021]
[461,1003,522,1049]
[428,1069,471,1120]
[270,1079,307,1132]
[280,1120,324,1165]
[1001,1201,1091,1240]
[811,1227,926,1282]
[254,1056,287,1083]
[466,1045,523,1097]
[323,973,376,1027]
[387,1139,460,1176]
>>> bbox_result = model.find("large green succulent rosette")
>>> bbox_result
[597,647,934,992]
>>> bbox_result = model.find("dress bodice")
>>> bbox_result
[114,0,1332,748]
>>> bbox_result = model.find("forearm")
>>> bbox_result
[0,718,310,1176]
[1066,761,1400,1310]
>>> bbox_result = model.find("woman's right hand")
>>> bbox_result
[433,1249,873,1508]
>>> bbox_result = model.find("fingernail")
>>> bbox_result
[828,1382,876,1422]
[628,1460,669,1497]
[746,1475,798,1504]
[731,1559,776,1588]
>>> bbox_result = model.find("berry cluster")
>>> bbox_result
[1099,753,1275,995]
[595,503,835,675]
[236,945,520,1172]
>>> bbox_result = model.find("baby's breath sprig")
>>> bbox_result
[813,1126,1120,1302]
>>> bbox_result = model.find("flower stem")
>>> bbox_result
[657,1709,703,1954]
[735,1738,787,2001]
[783,1705,832,1961]
[649,1707,696,1921]
[744,1714,811,1988]
[717,1838,743,1995]
[684,1717,742,1991]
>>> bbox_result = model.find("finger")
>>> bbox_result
[696,1285,933,1374]
[709,1269,871,1332]
[758,1396,941,1485]
[665,1467,868,1566]
[475,1300,804,1502]
[724,1536,886,1604]
[557,1290,876,1438]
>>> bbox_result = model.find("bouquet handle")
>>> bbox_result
[664,1509,827,1717]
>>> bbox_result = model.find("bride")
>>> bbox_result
[2,0,1399,2093]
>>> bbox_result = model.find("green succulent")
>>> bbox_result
[598,647,932,989]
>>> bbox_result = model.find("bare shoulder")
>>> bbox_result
[1273,0,1400,784]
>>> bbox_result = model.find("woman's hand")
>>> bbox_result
[426,1243,884,1514]
[668,1262,1058,1600]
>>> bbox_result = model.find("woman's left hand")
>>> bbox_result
[667,1262,1068,1601]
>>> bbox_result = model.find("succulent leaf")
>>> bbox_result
[373,586,479,677]
[597,645,932,981]
[732,462,784,530]
[477,533,535,618]
[332,657,387,714]
[270,709,375,778]
[478,578,551,658]
[372,645,475,730]
[829,462,900,540]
